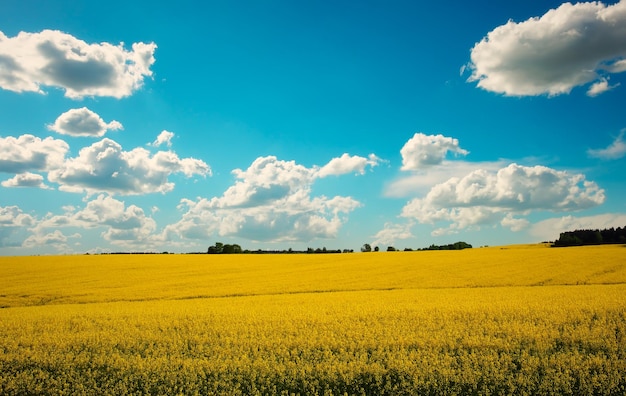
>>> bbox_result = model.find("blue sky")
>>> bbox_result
[1,0,626,254]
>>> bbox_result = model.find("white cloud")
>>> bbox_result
[23,230,68,248]
[47,107,123,137]
[500,213,530,232]
[317,153,381,177]
[386,159,507,198]
[401,163,605,235]
[530,213,626,241]
[47,138,211,195]
[400,133,468,171]
[0,205,34,227]
[1,172,50,189]
[0,29,156,98]
[34,195,161,249]
[150,130,175,147]
[0,134,69,173]
[0,205,35,247]
[586,78,620,97]
[467,1,626,96]
[371,221,414,247]
[587,129,626,159]
[166,155,365,243]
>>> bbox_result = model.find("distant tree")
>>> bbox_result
[222,244,242,254]
[418,242,472,251]
[452,241,472,250]
[374,246,379,252]
[552,226,626,247]
[387,246,396,252]
[361,243,372,252]
[208,242,242,254]
[207,243,220,254]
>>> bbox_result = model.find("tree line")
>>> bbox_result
[207,241,474,255]
[416,241,473,251]
[552,226,626,247]
[207,242,353,254]
[361,242,472,252]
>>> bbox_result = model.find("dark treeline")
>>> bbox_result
[207,242,242,254]
[207,242,352,254]
[249,247,353,254]
[416,241,473,251]
[552,226,626,247]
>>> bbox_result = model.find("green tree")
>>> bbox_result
[222,244,242,254]
[361,243,372,252]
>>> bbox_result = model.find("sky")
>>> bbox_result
[1,0,626,255]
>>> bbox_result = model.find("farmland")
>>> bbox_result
[1,244,625,395]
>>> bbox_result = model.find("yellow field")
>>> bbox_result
[1,244,625,395]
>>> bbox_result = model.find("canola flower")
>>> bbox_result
[0,244,625,395]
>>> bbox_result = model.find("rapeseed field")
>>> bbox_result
[1,244,625,395]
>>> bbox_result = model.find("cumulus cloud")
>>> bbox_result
[0,205,35,247]
[400,133,468,171]
[530,213,626,241]
[47,138,211,195]
[150,130,175,147]
[371,222,414,247]
[0,29,156,98]
[587,129,626,159]
[166,155,368,243]
[317,153,381,177]
[401,163,605,235]
[467,1,626,96]
[0,205,34,227]
[500,213,530,232]
[23,230,68,248]
[1,172,50,189]
[0,134,69,173]
[386,160,507,198]
[34,195,160,249]
[47,107,123,137]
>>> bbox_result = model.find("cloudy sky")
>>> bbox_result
[1,0,626,254]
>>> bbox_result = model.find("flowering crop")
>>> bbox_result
[0,244,625,395]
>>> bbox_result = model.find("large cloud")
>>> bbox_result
[0,29,156,98]
[34,195,160,249]
[165,154,373,243]
[400,133,468,171]
[23,230,69,249]
[467,1,626,96]
[0,205,35,247]
[401,163,605,235]
[47,137,210,195]
[47,107,123,137]
[0,205,34,227]
[0,134,69,173]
